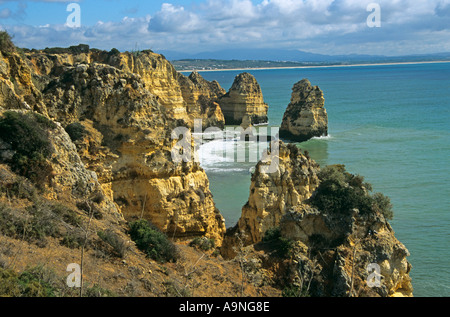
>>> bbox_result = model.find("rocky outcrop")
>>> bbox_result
[218,72,268,126]
[280,204,413,297]
[221,141,320,255]
[39,60,226,245]
[177,71,226,129]
[27,48,225,130]
[109,51,191,124]
[280,79,328,142]
[221,141,412,297]
[0,109,119,217]
[0,51,47,114]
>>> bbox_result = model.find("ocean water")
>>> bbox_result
[184,62,450,297]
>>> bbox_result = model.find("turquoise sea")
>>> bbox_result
[184,62,450,297]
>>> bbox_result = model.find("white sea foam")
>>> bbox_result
[197,134,270,170]
[312,134,333,140]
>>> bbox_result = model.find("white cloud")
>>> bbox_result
[2,0,450,56]
[148,3,202,33]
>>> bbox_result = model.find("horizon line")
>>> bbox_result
[178,60,450,73]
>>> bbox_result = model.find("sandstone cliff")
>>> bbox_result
[27,46,225,130]
[39,59,226,245]
[224,141,320,249]
[222,142,413,297]
[0,51,47,114]
[0,109,119,216]
[280,79,328,142]
[280,203,413,297]
[176,71,226,129]
[218,72,268,126]
[1,45,226,246]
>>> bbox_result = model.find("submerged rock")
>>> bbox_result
[280,79,328,142]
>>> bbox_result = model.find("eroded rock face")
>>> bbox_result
[0,109,120,217]
[177,71,226,129]
[221,139,412,297]
[221,141,320,255]
[28,48,226,130]
[280,79,328,142]
[0,52,47,114]
[218,72,269,125]
[37,58,226,245]
[280,204,413,297]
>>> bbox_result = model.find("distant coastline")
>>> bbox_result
[177,60,450,73]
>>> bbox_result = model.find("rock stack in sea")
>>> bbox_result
[280,79,328,142]
[218,72,269,126]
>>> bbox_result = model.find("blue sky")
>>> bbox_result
[1,0,449,56]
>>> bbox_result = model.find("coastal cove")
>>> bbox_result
[189,62,450,297]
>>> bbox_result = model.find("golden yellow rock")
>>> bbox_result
[218,72,269,125]
[280,79,328,142]
[38,57,226,246]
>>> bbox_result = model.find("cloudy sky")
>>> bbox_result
[1,0,449,56]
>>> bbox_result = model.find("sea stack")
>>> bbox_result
[177,71,226,129]
[280,79,328,142]
[218,72,268,126]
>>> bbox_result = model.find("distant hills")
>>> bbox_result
[160,48,450,71]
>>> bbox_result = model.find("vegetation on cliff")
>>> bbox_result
[310,165,394,220]
[0,111,56,184]
[0,31,16,55]
[129,219,178,263]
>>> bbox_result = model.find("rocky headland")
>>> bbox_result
[221,141,412,296]
[0,37,412,297]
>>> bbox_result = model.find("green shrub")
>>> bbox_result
[109,48,120,56]
[65,122,87,142]
[372,192,394,220]
[262,227,282,242]
[189,237,215,251]
[0,200,82,247]
[0,31,16,54]
[128,220,178,263]
[60,232,84,249]
[0,111,56,184]
[0,266,59,297]
[0,175,37,200]
[310,165,394,220]
[0,203,28,239]
[282,285,311,298]
[262,227,293,258]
